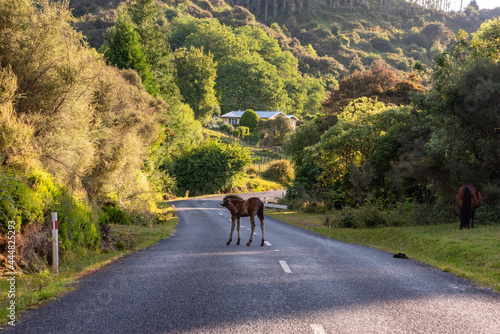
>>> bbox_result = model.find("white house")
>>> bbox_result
[219,110,299,129]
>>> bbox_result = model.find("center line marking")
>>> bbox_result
[279,260,292,273]
[310,324,326,334]
[264,241,272,246]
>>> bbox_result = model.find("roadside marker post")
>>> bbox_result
[52,212,59,275]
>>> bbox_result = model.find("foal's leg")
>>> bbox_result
[259,216,265,246]
[247,215,256,246]
[236,217,241,245]
[471,210,475,228]
[227,216,235,245]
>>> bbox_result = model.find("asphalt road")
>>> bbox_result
[4,191,500,333]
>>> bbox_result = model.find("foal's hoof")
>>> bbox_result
[260,241,265,246]
[236,240,240,245]
[246,242,251,246]
[226,240,231,245]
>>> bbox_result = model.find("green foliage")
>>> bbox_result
[0,169,100,259]
[238,126,250,139]
[262,160,295,186]
[167,13,324,116]
[100,203,131,225]
[102,9,159,96]
[257,114,293,148]
[413,22,500,198]
[174,46,218,123]
[172,140,251,196]
[239,109,259,130]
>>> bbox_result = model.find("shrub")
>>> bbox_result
[239,126,250,139]
[240,109,259,130]
[220,123,234,134]
[262,160,295,186]
[370,37,396,53]
[173,140,251,196]
[232,128,241,137]
[101,203,131,225]
[331,22,341,36]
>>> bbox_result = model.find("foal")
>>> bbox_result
[221,195,265,246]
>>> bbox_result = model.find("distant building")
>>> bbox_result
[219,110,299,129]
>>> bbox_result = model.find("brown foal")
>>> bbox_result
[221,195,265,246]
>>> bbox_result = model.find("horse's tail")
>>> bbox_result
[461,186,472,226]
[257,200,264,221]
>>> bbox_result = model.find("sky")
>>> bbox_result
[453,0,500,10]
[473,0,499,9]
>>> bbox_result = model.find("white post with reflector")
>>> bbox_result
[51,212,59,275]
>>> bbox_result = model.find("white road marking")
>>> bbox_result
[218,212,223,216]
[264,241,272,246]
[310,324,326,334]
[279,260,292,273]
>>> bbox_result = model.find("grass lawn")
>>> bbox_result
[266,210,500,293]
[0,217,177,326]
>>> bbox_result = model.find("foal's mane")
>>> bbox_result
[223,194,243,202]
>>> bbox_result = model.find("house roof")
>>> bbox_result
[221,111,299,121]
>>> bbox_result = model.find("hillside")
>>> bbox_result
[71,0,500,84]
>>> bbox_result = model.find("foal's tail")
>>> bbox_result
[257,200,264,221]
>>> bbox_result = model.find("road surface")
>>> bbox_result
[4,191,500,333]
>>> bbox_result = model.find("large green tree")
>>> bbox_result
[216,55,290,113]
[415,20,500,190]
[174,46,219,123]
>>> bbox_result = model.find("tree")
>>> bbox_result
[258,114,293,148]
[102,9,159,96]
[128,0,180,102]
[468,0,479,10]
[216,55,290,113]
[239,109,260,130]
[414,22,500,194]
[470,18,500,60]
[174,46,219,124]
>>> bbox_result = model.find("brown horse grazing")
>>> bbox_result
[221,195,265,246]
[456,185,483,229]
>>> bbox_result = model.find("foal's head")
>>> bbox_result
[221,196,240,215]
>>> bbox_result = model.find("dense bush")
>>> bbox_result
[262,160,295,186]
[172,140,251,196]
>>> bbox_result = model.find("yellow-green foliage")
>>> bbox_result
[0,67,34,170]
[262,159,295,186]
[0,168,100,260]
[0,0,165,207]
[0,0,177,273]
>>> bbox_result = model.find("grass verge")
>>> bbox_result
[266,210,500,292]
[232,173,283,193]
[1,216,177,326]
